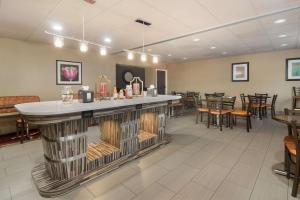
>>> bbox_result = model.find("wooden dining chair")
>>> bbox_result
[195,95,209,123]
[207,98,232,131]
[293,87,300,109]
[231,96,252,132]
[266,94,278,118]
[249,95,267,119]
[285,120,300,197]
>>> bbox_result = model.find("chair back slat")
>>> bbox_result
[240,93,246,110]
[291,120,300,154]
[271,94,278,117]
[293,87,300,96]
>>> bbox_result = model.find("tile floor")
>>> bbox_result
[0,114,299,200]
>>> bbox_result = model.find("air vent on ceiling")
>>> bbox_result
[135,19,151,26]
[83,0,96,4]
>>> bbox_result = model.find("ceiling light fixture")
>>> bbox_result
[152,56,158,64]
[210,46,216,50]
[141,53,147,62]
[193,38,200,42]
[183,57,187,60]
[278,34,287,38]
[123,19,159,64]
[100,47,107,56]
[167,54,172,57]
[281,43,288,47]
[53,24,63,31]
[127,52,134,60]
[80,42,88,52]
[274,19,286,24]
[46,16,110,54]
[104,37,111,43]
[53,36,64,48]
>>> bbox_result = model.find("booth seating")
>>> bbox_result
[0,96,40,143]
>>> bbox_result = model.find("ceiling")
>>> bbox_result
[0,0,300,63]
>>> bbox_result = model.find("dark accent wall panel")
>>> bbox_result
[116,64,145,90]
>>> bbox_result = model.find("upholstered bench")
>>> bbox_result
[0,96,40,143]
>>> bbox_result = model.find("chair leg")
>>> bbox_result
[196,112,199,124]
[292,156,300,197]
[200,112,203,122]
[249,116,252,129]
[220,115,223,131]
[246,117,249,132]
[207,114,210,128]
[285,146,291,179]
[16,123,20,138]
[20,121,25,144]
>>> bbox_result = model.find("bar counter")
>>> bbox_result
[15,95,180,197]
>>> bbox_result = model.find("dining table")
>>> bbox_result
[272,112,300,176]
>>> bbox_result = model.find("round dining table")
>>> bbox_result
[272,113,300,176]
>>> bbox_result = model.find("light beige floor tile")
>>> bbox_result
[211,180,252,200]
[86,166,138,196]
[0,186,11,200]
[158,164,199,193]
[184,150,216,169]
[212,146,243,169]
[62,187,94,200]
[257,165,288,188]
[178,138,212,154]
[123,164,168,194]
[171,134,199,145]
[250,179,288,200]
[10,181,34,199]
[132,183,174,200]
[230,134,254,150]
[192,163,231,191]
[94,185,135,200]
[238,148,266,168]
[157,151,191,170]
[171,182,214,200]
[226,163,260,189]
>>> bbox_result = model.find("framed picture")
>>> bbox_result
[232,62,249,82]
[56,60,82,85]
[286,58,300,81]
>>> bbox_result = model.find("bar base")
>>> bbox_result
[32,138,170,198]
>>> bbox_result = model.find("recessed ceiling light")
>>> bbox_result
[167,53,172,57]
[52,24,63,31]
[278,34,287,38]
[274,19,286,24]
[193,38,200,42]
[222,52,227,55]
[147,48,152,51]
[281,43,288,47]
[183,57,187,60]
[210,46,216,50]
[104,37,111,43]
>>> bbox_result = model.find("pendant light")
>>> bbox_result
[54,36,64,48]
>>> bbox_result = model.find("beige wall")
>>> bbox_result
[0,38,161,101]
[167,49,300,110]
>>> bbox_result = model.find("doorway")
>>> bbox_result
[156,69,167,95]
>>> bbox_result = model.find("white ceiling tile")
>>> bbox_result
[196,0,256,22]
[0,0,61,39]
[251,0,300,13]
[143,0,219,30]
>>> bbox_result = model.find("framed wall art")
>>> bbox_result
[232,62,249,82]
[56,60,82,85]
[286,58,300,81]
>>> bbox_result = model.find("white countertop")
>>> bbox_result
[15,95,181,116]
